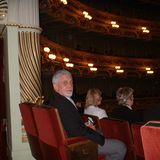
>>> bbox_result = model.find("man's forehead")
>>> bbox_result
[59,74,72,81]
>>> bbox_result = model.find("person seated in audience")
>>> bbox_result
[49,69,127,160]
[111,86,143,123]
[75,100,84,115]
[84,88,108,119]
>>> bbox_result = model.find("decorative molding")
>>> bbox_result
[6,23,42,32]
[40,0,160,39]
[41,36,160,77]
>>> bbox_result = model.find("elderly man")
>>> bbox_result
[49,69,126,160]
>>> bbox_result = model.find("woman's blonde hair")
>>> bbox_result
[116,87,134,106]
[85,88,102,108]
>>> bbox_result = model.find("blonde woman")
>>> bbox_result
[84,88,108,119]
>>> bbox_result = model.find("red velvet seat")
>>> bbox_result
[100,118,134,160]
[131,123,144,160]
[32,106,105,160]
[19,103,43,160]
[141,121,160,160]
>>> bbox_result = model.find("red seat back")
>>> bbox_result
[32,106,105,160]
[141,121,160,160]
[131,123,144,159]
[100,118,133,146]
[100,118,134,160]
[19,103,43,160]
[32,107,67,160]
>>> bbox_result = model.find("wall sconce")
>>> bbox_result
[83,11,92,20]
[90,67,97,71]
[88,63,94,67]
[0,13,6,20]
[0,0,7,21]
[116,69,124,73]
[66,63,74,67]
[44,47,50,53]
[111,21,119,28]
[60,0,67,5]
[147,70,154,74]
[48,54,56,60]
[63,57,69,62]
[115,66,121,69]
[142,27,150,33]
[145,67,151,71]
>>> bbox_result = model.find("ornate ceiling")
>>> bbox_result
[40,0,160,40]
[39,0,160,77]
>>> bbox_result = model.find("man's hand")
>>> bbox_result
[85,122,96,130]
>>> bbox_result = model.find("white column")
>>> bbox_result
[4,26,34,160]
[3,0,41,159]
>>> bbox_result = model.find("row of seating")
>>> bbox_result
[19,103,160,160]
[83,114,144,160]
[141,121,160,160]
[84,114,160,160]
[19,103,105,160]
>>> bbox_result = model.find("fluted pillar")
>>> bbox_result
[3,0,41,159]
[7,0,42,102]
[19,29,41,102]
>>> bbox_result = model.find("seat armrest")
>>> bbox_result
[66,140,98,160]
[65,137,87,145]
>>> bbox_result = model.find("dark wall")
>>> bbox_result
[42,72,160,103]
[0,38,6,119]
[74,76,160,99]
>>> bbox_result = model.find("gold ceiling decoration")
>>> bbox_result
[41,36,160,77]
[40,0,160,39]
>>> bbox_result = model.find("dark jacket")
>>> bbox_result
[111,105,144,123]
[49,91,104,146]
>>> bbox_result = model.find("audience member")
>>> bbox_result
[84,88,108,119]
[49,69,126,160]
[111,87,143,123]
[76,101,84,115]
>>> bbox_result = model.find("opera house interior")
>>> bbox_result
[40,0,160,105]
[1,0,160,160]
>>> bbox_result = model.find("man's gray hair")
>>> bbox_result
[52,69,72,84]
